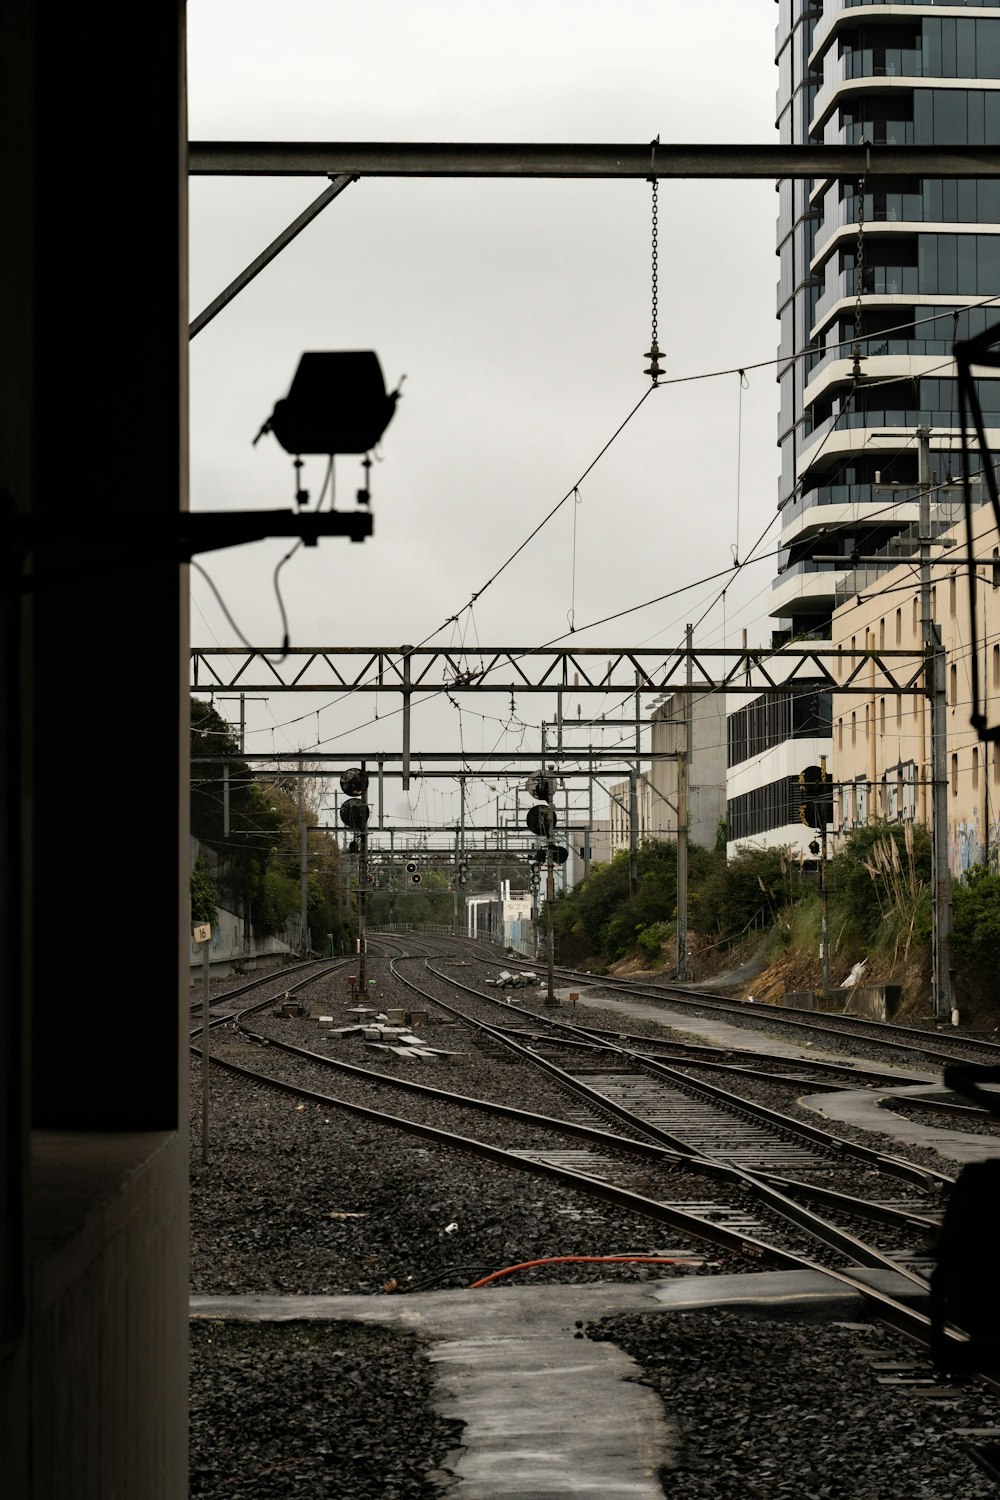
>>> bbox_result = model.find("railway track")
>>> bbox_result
[190,945,999,1377]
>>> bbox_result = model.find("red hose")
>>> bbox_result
[467,1254,699,1288]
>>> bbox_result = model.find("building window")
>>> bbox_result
[994,642,999,690]
[902,761,916,821]
[879,617,885,650]
[995,745,1000,787]
[895,608,902,645]
[885,768,898,821]
[879,697,886,736]
[851,710,857,747]
[841,782,852,829]
[913,597,919,634]
[950,573,957,616]
[973,745,980,791]
[896,693,902,729]
[864,703,870,740]
[952,753,959,796]
[950,663,958,706]
[856,778,868,824]
[837,717,843,750]
[993,546,1000,589]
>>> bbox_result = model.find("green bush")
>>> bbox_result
[190,857,218,927]
[952,866,1000,967]
[636,920,671,961]
[829,821,931,945]
[696,843,788,940]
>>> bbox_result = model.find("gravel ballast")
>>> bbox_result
[189,949,1000,1497]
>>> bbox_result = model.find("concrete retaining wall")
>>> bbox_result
[782,984,902,1021]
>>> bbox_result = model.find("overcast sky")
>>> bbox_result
[187,2,782,836]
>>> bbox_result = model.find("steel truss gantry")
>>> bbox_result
[191,643,923,696]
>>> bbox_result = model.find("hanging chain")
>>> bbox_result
[644,174,663,383]
[852,171,867,383]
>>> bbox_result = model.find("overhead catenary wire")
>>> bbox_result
[194,306,1000,750]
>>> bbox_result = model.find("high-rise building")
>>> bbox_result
[728,0,1000,854]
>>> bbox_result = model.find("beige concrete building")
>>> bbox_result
[607,691,727,858]
[831,499,1000,877]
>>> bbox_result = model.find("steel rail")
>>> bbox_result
[199,1033,971,1366]
[416,956,952,1190]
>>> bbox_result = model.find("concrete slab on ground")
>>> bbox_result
[191,1269,927,1500]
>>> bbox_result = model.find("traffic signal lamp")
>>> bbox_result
[339,797,370,831]
[340,767,369,798]
[405,860,418,873]
[526,803,556,838]
[798,764,832,830]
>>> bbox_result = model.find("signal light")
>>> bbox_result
[410,872,422,885]
[339,798,370,831]
[526,803,556,838]
[405,860,418,873]
[525,772,554,802]
[798,764,832,830]
[340,767,369,798]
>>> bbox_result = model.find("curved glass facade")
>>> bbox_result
[734,1,1000,849]
[774,0,1000,635]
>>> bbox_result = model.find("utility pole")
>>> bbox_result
[628,766,639,900]
[676,624,692,981]
[819,755,830,997]
[297,755,308,955]
[917,428,955,1023]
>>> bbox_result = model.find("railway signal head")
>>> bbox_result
[405,860,418,874]
[525,772,554,803]
[339,797,370,831]
[526,803,556,838]
[798,764,832,830]
[410,872,422,885]
[340,767,369,798]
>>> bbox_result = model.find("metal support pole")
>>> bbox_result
[628,767,638,901]
[298,756,308,954]
[358,759,368,990]
[545,846,557,1004]
[586,756,593,878]
[357,827,368,990]
[916,428,953,1022]
[201,938,211,1165]
[401,645,412,790]
[453,827,460,937]
[223,760,230,838]
[189,174,355,338]
[676,624,692,980]
[820,756,830,997]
